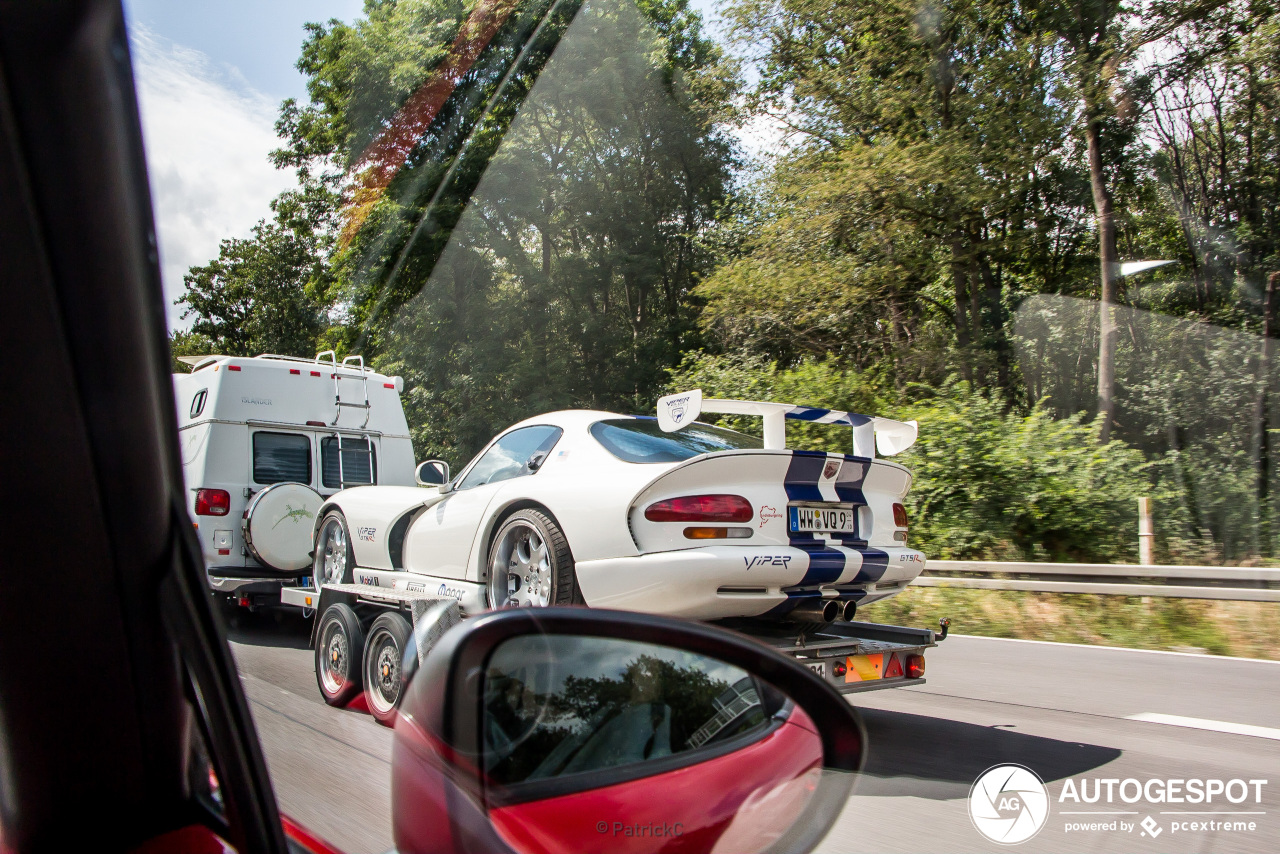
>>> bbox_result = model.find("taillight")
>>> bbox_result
[905,654,925,679]
[892,503,909,528]
[195,488,231,516]
[645,495,753,523]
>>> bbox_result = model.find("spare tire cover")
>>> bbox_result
[242,482,324,571]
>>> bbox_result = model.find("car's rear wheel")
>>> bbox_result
[487,508,581,609]
[363,612,411,724]
[315,603,364,706]
[313,510,354,591]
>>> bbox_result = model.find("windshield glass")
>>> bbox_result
[591,418,762,463]
[137,0,1280,849]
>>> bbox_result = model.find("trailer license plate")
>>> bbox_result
[789,505,855,534]
[804,661,827,679]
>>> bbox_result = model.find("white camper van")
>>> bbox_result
[172,352,417,608]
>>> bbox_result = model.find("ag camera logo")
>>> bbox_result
[969,764,1050,844]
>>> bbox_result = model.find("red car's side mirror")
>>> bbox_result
[391,608,864,854]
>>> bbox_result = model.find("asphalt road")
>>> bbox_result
[226,610,1280,854]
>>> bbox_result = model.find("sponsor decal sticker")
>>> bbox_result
[758,505,785,528]
[437,583,466,600]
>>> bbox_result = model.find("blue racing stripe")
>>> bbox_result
[834,459,870,505]
[783,451,826,502]
[784,406,873,427]
[852,548,890,583]
[794,545,846,586]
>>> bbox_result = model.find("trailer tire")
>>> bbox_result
[363,611,412,724]
[313,510,355,590]
[315,603,364,706]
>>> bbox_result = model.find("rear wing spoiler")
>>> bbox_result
[655,389,917,458]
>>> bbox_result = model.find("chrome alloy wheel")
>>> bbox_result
[314,517,347,589]
[489,522,552,608]
[318,621,349,696]
[364,626,402,716]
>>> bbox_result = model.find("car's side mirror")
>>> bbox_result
[391,608,864,854]
[415,460,451,489]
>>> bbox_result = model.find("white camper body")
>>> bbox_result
[172,353,416,606]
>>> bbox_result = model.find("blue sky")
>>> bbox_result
[124,0,364,102]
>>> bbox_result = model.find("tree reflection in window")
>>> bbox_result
[483,638,773,786]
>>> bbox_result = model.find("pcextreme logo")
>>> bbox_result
[969,764,1051,845]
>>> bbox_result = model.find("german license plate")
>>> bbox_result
[804,660,827,679]
[789,505,856,534]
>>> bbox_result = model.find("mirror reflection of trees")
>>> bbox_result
[484,644,768,786]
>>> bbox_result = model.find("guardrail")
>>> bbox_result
[918,560,1280,602]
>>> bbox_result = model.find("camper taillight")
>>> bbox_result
[195,488,231,516]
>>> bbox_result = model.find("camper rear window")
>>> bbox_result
[321,436,377,488]
[252,432,312,484]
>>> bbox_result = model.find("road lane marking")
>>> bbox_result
[953,634,1280,664]
[1126,713,1280,741]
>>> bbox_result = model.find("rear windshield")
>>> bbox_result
[590,418,762,464]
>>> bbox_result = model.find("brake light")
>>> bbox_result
[195,488,231,516]
[892,503,909,528]
[645,495,753,523]
[905,654,925,679]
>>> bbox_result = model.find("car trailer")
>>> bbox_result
[300,580,950,722]
[726,617,950,694]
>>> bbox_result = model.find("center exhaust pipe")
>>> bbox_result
[787,599,840,624]
[840,599,858,622]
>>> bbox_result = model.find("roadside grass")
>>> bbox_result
[856,586,1280,661]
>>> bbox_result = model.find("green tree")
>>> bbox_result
[712,0,1090,397]
[178,206,329,358]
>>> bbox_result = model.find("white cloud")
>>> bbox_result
[130,26,297,330]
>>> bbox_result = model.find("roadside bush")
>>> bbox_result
[895,385,1151,562]
[672,355,1153,563]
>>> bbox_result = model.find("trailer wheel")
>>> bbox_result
[313,510,354,590]
[315,603,364,706]
[363,612,411,724]
[487,508,582,609]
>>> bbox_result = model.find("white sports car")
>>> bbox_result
[311,391,927,622]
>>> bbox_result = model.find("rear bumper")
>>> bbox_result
[206,571,293,593]
[575,545,925,620]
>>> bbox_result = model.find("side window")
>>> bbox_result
[321,436,377,489]
[189,389,207,418]
[252,432,311,484]
[456,425,562,491]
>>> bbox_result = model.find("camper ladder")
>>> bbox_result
[316,351,372,428]
[331,433,376,489]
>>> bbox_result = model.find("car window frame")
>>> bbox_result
[454,424,564,491]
